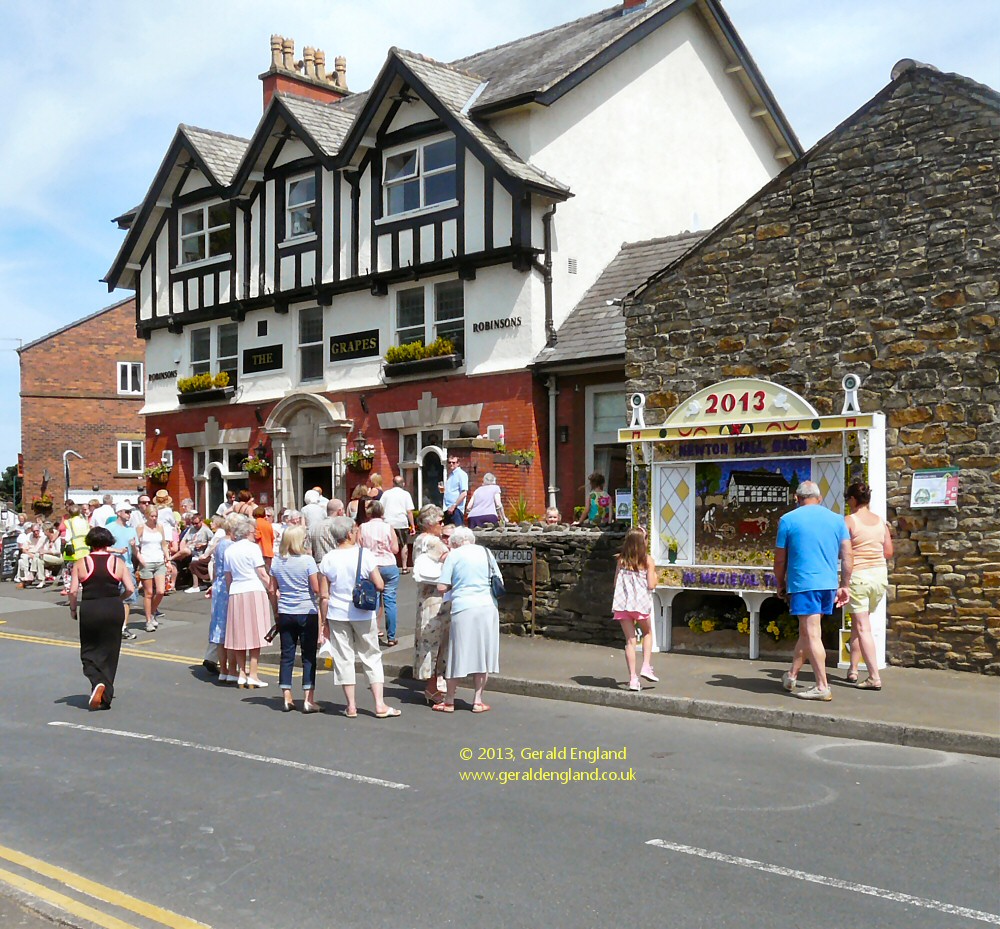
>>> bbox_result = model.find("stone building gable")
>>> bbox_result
[625,62,999,673]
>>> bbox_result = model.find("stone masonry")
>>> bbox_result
[624,63,999,672]
[477,525,627,646]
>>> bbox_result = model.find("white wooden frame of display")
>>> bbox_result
[621,378,887,667]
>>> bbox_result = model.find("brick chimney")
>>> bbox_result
[623,0,647,11]
[260,35,350,109]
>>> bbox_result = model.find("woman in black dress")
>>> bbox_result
[68,527,135,710]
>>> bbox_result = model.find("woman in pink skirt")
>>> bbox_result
[224,516,274,688]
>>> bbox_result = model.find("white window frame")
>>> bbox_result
[190,322,239,386]
[585,384,627,479]
[117,361,143,396]
[117,440,144,474]
[298,306,324,383]
[285,173,317,242]
[392,278,465,355]
[382,134,458,218]
[178,201,231,267]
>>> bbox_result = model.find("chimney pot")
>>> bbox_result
[623,0,646,9]
[282,38,295,71]
[270,35,283,69]
[314,49,327,81]
[335,55,347,89]
[303,46,316,78]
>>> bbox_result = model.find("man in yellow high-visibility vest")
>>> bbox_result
[61,502,90,595]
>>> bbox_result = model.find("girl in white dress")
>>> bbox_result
[612,528,659,691]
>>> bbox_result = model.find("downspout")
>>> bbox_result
[546,375,559,511]
[541,203,557,347]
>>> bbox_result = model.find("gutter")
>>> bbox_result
[531,202,558,348]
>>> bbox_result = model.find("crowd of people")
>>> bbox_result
[30,476,505,716]
[12,466,887,715]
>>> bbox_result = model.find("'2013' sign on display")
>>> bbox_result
[705,390,767,415]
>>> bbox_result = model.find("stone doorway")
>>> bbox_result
[264,394,352,512]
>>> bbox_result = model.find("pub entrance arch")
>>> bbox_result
[264,393,353,512]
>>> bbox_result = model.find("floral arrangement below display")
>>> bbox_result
[685,602,749,634]
[177,371,231,394]
[241,454,271,476]
[345,444,376,471]
[383,337,455,365]
[143,460,172,481]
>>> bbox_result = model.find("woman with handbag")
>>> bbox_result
[268,524,320,712]
[435,526,502,714]
[358,500,400,646]
[317,516,401,719]
[411,505,451,704]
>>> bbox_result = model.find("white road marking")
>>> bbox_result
[804,741,961,770]
[647,839,1000,925]
[49,721,409,791]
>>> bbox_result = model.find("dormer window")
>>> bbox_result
[286,175,317,239]
[384,136,457,216]
[180,203,231,264]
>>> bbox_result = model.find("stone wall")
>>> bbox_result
[624,64,999,672]
[476,524,626,646]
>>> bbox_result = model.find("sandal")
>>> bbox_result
[385,638,398,648]
[846,671,859,684]
[857,678,882,690]
[432,702,455,713]
[342,707,357,718]
[471,703,491,713]
[375,706,401,718]
[423,689,445,706]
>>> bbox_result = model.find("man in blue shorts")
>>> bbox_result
[773,480,852,701]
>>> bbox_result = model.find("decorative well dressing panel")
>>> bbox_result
[654,464,694,564]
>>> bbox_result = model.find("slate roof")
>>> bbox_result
[179,125,249,186]
[278,94,357,157]
[535,230,705,366]
[452,0,677,111]
[393,48,569,193]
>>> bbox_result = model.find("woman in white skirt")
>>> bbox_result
[224,516,273,688]
[435,527,502,713]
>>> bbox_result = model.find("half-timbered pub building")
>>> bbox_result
[103,0,800,517]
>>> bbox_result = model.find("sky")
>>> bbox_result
[0,0,997,474]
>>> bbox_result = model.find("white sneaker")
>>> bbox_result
[628,678,641,692]
[185,585,202,593]
[796,685,832,701]
[782,672,798,692]
[145,622,156,632]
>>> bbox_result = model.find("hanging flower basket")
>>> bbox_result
[345,443,376,473]
[241,455,271,480]
[31,494,53,515]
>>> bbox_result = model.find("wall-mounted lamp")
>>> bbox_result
[558,425,569,444]
[255,439,269,459]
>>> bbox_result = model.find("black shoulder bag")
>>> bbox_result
[352,546,379,611]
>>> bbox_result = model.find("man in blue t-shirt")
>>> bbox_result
[443,456,469,526]
[774,480,852,701]
[108,503,140,638]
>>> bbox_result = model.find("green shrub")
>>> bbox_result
[384,337,456,365]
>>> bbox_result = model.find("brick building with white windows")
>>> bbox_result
[18,297,147,509]
[103,0,800,518]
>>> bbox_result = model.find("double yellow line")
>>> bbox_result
[0,631,278,676]
[0,842,208,928]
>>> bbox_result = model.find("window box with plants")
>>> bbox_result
[382,338,461,378]
[177,371,234,404]
[241,454,271,480]
[143,461,172,485]
[492,444,535,468]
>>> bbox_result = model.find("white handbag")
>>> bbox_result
[412,552,442,584]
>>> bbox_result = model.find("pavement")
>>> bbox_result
[1,575,997,757]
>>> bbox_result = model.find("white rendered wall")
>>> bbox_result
[492,8,783,329]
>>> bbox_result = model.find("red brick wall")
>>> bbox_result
[19,298,146,506]
[147,368,551,515]
[553,370,626,520]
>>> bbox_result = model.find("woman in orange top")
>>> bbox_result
[844,481,893,690]
[254,505,275,570]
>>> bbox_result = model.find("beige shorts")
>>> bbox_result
[848,566,887,615]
